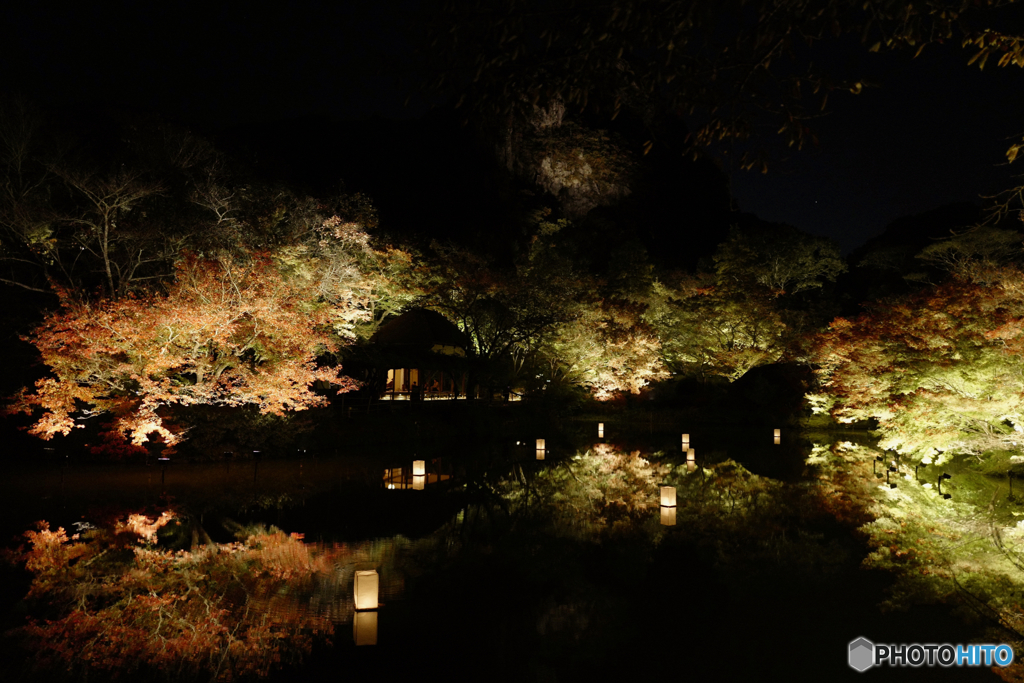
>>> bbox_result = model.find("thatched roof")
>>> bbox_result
[371,309,469,350]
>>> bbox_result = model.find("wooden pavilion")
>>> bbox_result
[370,309,472,401]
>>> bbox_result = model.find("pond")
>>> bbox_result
[0,412,998,682]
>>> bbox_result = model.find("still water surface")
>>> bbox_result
[0,420,996,682]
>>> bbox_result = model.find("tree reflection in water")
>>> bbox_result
[8,512,416,681]
[7,442,889,681]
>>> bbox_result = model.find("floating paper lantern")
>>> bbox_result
[660,506,676,526]
[660,485,677,507]
[354,570,379,611]
[412,474,425,491]
[412,460,425,476]
[682,433,690,446]
[774,429,781,438]
[353,610,378,646]
[598,423,604,438]
[536,438,546,460]
[686,448,695,463]
[686,461,696,472]
[774,436,781,445]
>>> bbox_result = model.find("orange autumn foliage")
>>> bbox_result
[12,516,339,681]
[8,251,359,449]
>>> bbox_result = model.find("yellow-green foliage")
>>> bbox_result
[525,122,635,191]
[812,269,1024,464]
[817,440,1024,661]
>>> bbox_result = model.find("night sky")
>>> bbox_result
[3,2,1022,254]
[729,42,1024,253]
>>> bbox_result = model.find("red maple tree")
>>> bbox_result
[9,249,359,449]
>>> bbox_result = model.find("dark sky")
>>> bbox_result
[3,2,1022,254]
[0,2,425,125]
[729,43,1024,253]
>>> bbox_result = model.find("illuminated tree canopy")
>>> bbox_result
[416,217,670,398]
[2,203,428,450]
[8,242,364,449]
[651,223,844,382]
[811,266,1024,463]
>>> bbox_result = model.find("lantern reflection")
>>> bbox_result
[412,474,425,490]
[660,506,676,526]
[353,610,378,646]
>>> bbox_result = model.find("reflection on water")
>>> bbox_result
[659,505,676,526]
[247,429,943,680]
[253,537,412,626]
[353,610,377,646]
[382,459,451,490]
[11,420,919,681]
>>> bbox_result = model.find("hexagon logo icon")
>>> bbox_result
[849,637,874,672]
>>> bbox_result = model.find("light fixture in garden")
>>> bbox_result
[536,439,546,460]
[598,423,604,438]
[660,505,676,526]
[660,485,676,508]
[354,570,379,611]
[413,460,425,477]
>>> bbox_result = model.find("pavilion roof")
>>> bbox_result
[371,309,470,350]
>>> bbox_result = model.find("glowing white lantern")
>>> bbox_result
[354,570,379,611]
[353,610,378,646]
[536,438,546,460]
[598,423,604,438]
[686,448,695,463]
[682,433,690,446]
[660,506,676,526]
[774,429,781,438]
[774,436,781,445]
[412,475,425,490]
[686,461,696,472]
[412,460,425,476]
[660,485,676,507]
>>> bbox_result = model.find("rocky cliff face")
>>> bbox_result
[496,99,636,220]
